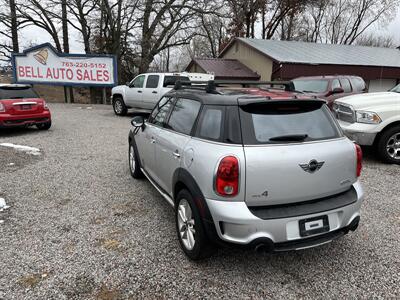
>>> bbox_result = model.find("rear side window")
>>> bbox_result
[163,76,190,87]
[239,102,341,145]
[0,86,38,100]
[149,97,173,127]
[166,98,201,135]
[350,77,366,92]
[196,106,223,141]
[339,78,352,92]
[331,79,341,90]
[146,75,159,88]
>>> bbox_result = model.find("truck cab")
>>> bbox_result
[111,72,214,115]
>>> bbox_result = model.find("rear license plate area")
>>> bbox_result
[299,215,330,237]
[21,104,32,110]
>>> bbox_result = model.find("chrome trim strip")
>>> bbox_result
[12,102,37,105]
[141,167,175,208]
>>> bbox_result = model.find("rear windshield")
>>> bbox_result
[163,76,190,87]
[239,101,341,145]
[0,86,38,100]
[293,79,329,93]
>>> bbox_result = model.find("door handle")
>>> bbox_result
[172,151,180,158]
[138,90,142,93]
[151,137,156,144]
[152,91,158,94]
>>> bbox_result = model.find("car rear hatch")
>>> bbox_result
[239,99,357,206]
[0,85,44,115]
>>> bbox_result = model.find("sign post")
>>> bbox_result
[11,43,117,102]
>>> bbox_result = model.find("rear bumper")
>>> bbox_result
[0,111,51,128]
[205,181,363,250]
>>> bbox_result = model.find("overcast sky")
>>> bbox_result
[17,11,400,54]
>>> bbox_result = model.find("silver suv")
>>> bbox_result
[128,81,364,260]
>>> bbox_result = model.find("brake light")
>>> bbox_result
[0,102,5,112]
[355,144,362,177]
[215,156,239,197]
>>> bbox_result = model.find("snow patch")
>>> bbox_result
[0,197,9,212]
[0,143,41,156]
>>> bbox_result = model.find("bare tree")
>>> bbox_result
[17,0,62,51]
[0,0,21,62]
[356,33,395,48]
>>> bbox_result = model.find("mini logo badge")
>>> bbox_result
[299,159,324,173]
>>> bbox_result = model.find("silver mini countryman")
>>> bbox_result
[128,81,363,260]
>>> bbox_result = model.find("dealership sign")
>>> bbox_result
[12,43,117,87]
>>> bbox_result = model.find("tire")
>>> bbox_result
[376,125,400,164]
[129,141,143,178]
[113,97,127,116]
[175,189,215,260]
[36,121,51,130]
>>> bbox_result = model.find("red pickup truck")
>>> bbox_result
[0,84,51,130]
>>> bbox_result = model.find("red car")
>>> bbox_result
[0,84,51,130]
[292,75,367,109]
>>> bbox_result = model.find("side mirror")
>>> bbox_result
[126,82,130,86]
[131,116,145,128]
[332,87,344,94]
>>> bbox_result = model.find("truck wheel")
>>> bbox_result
[377,125,400,164]
[129,141,143,178]
[175,189,215,260]
[113,97,127,116]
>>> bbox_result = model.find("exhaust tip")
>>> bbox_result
[255,244,266,253]
[348,216,360,232]
[251,238,274,253]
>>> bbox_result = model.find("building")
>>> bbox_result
[185,58,260,81]
[187,38,400,92]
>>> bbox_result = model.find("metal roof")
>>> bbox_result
[234,38,400,68]
[186,58,260,80]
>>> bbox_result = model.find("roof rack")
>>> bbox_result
[173,80,295,93]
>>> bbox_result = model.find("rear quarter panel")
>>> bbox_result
[183,138,246,202]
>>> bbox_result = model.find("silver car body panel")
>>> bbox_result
[205,181,363,245]
[243,137,357,206]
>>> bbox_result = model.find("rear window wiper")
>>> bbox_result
[269,134,308,142]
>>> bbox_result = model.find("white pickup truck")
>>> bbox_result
[333,84,400,164]
[111,72,214,115]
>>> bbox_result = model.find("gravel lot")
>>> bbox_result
[0,103,399,299]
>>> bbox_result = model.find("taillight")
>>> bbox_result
[0,102,5,112]
[355,144,362,177]
[215,156,239,197]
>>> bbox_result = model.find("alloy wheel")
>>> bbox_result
[386,133,400,160]
[177,198,196,250]
[114,100,123,114]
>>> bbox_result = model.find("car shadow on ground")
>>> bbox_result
[361,145,386,165]
[0,127,42,138]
